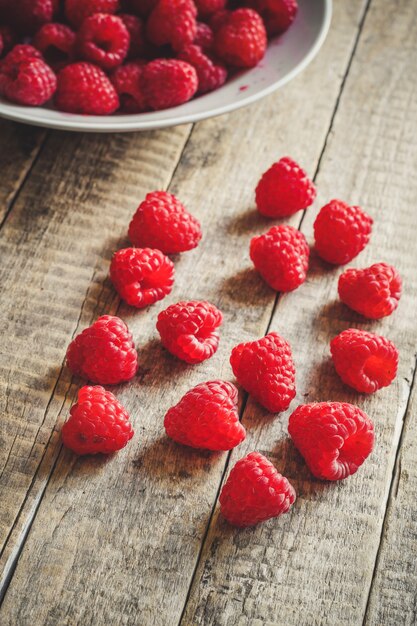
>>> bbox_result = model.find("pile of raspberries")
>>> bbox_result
[0,0,298,114]
[60,156,401,528]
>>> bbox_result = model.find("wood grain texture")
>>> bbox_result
[0,1,368,624]
[181,0,417,624]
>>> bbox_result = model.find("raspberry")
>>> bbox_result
[245,0,298,36]
[141,59,198,110]
[12,0,56,35]
[338,263,402,320]
[110,61,146,112]
[219,452,296,527]
[194,21,214,49]
[62,386,134,455]
[110,247,174,307]
[330,328,399,394]
[230,332,296,412]
[0,57,56,105]
[128,191,202,254]
[250,225,309,292]
[126,0,158,17]
[194,0,226,18]
[0,45,42,94]
[0,26,15,58]
[213,8,267,68]
[65,0,120,28]
[55,62,119,114]
[178,44,227,94]
[77,14,130,70]
[119,14,145,58]
[147,0,197,52]
[66,315,138,385]
[33,23,76,70]
[288,402,374,481]
[157,300,223,364]
[164,380,246,450]
[255,156,316,217]
[314,199,373,265]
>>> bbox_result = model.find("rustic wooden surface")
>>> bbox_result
[0,0,416,624]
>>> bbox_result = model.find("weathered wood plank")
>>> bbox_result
[364,371,417,626]
[181,1,417,624]
[0,1,367,624]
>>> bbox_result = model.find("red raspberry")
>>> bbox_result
[164,380,246,450]
[126,0,158,17]
[141,58,198,110]
[255,156,316,217]
[0,57,56,105]
[213,8,267,68]
[147,0,197,51]
[219,452,296,527]
[128,191,202,254]
[338,263,402,320]
[157,300,223,364]
[55,62,119,114]
[110,61,146,112]
[314,199,373,265]
[230,332,296,412]
[66,315,138,385]
[33,23,76,70]
[77,14,129,70]
[194,0,226,18]
[62,386,134,455]
[250,225,309,292]
[119,14,145,58]
[194,21,214,49]
[65,0,120,28]
[0,26,15,58]
[245,0,298,36]
[12,0,56,35]
[178,44,227,94]
[0,45,42,94]
[330,328,399,394]
[288,402,375,481]
[110,247,174,308]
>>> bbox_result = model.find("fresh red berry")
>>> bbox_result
[126,0,158,17]
[65,0,120,28]
[164,380,246,450]
[0,45,42,95]
[110,247,174,308]
[157,300,223,364]
[33,23,76,70]
[62,386,134,455]
[55,62,119,114]
[141,58,198,110]
[330,328,399,394]
[147,0,197,52]
[119,13,145,58]
[250,225,309,292]
[245,0,298,36]
[219,452,296,527]
[77,14,129,70]
[194,21,214,49]
[0,56,56,105]
[178,44,227,94]
[128,190,202,254]
[255,156,316,217]
[288,402,375,481]
[338,263,402,320]
[314,199,373,265]
[194,0,226,18]
[66,315,138,385]
[230,332,296,412]
[110,61,146,112]
[213,8,267,68]
[12,0,56,35]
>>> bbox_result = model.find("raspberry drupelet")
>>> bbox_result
[338,263,402,319]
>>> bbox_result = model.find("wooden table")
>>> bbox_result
[1,1,417,624]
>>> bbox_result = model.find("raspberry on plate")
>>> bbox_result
[330,328,399,394]
[164,380,246,450]
[230,332,296,412]
[110,247,174,308]
[246,0,298,36]
[288,402,375,480]
[250,224,309,292]
[213,8,267,68]
[141,59,198,111]
[338,263,402,320]
[77,14,130,70]
[55,62,119,114]
[314,199,373,265]
[194,0,226,18]
[110,61,147,113]
[0,56,56,105]
[178,44,227,94]
[62,385,134,455]
[0,44,42,67]
[219,451,296,527]
[255,156,316,217]
[119,14,145,59]
[66,315,138,385]
[146,0,197,52]
[12,0,56,35]
[157,300,223,364]
[194,21,214,49]
[65,0,120,28]
[33,23,76,70]
[128,190,202,254]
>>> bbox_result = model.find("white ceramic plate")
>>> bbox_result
[0,0,331,132]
